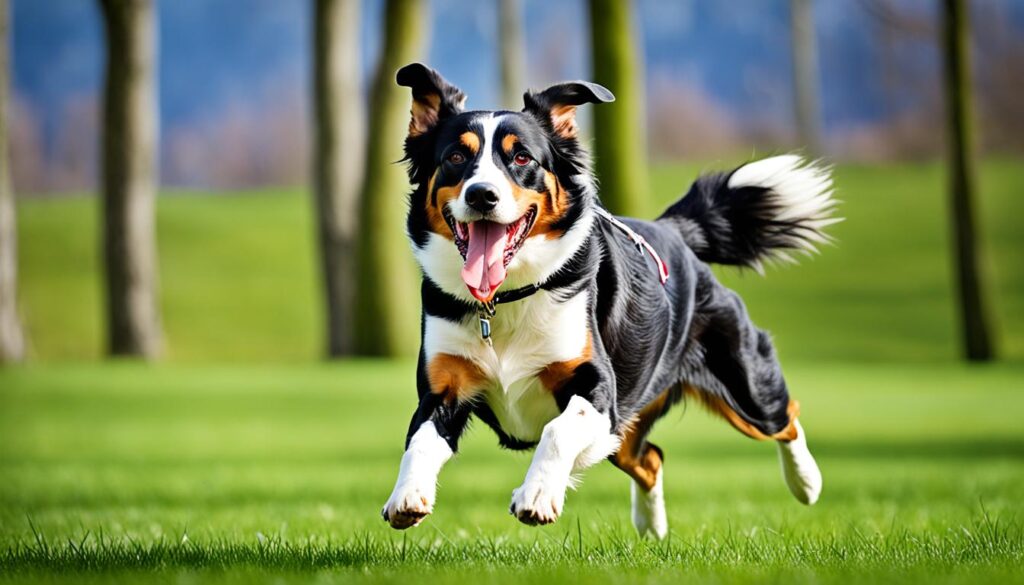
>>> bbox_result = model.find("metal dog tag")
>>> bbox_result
[478,315,492,345]
[477,301,496,346]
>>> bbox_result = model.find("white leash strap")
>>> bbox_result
[595,208,670,285]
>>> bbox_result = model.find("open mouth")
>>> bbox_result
[444,206,537,303]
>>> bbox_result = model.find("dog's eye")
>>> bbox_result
[513,152,532,166]
[448,151,466,165]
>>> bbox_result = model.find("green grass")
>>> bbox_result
[5,159,1024,582]
[15,159,1024,362]
[17,189,320,362]
[1,362,1023,584]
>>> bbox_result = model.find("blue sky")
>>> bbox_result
[10,0,1022,189]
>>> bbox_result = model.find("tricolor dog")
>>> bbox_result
[382,63,835,538]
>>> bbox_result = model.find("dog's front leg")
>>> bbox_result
[510,393,619,525]
[382,394,470,529]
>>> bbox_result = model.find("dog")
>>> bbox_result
[382,63,834,539]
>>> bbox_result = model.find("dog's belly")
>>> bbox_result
[483,376,560,442]
[423,289,590,443]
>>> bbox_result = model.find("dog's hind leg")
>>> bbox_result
[776,419,822,505]
[686,279,823,505]
[631,460,667,539]
[611,391,673,539]
[620,443,667,539]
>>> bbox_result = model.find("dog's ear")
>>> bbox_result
[523,81,615,139]
[396,63,467,138]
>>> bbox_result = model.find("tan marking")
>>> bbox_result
[409,93,442,137]
[426,169,439,206]
[507,171,571,242]
[550,104,579,138]
[427,353,488,403]
[683,385,800,442]
[537,171,569,239]
[459,131,480,154]
[538,331,592,392]
[501,133,519,154]
[425,178,462,241]
[611,390,670,491]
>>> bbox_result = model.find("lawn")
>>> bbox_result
[13,159,1024,362]
[1,362,1022,584]
[3,159,1024,583]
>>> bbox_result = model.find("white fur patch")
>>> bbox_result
[382,421,454,529]
[631,467,668,539]
[509,395,620,525]
[727,154,841,265]
[423,288,591,441]
[450,114,521,225]
[776,420,822,505]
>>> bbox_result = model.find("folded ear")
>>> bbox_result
[396,63,467,138]
[523,81,615,139]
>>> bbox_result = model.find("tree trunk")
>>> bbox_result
[353,0,423,356]
[313,0,364,358]
[498,0,525,110]
[790,0,822,155]
[587,0,648,217]
[0,0,25,363]
[941,0,995,361]
[99,0,163,359]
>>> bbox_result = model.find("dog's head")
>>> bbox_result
[399,63,614,303]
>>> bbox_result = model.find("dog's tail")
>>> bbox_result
[658,155,841,272]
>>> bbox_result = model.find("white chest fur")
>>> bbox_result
[423,289,590,442]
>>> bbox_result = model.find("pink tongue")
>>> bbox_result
[460,221,508,301]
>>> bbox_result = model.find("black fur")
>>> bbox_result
[660,170,830,269]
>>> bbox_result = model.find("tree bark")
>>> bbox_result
[941,0,995,361]
[498,0,525,110]
[0,0,26,363]
[790,0,822,155]
[99,0,163,358]
[353,0,423,356]
[587,0,648,217]
[313,0,364,358]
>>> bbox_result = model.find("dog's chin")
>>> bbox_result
[468,285,499,304]
[445,206,537,303]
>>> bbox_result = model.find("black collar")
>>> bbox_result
[491,284,540,305]
[475,283,541,344]
[470,238,592,344]
[485,235,592,309]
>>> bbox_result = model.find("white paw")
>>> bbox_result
[631,468,668,539]
[382,482,435,529]
[509,478,566,525]
[777,420,823,505]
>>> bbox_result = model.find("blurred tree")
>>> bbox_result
[313,0,364,358]
[587,0,647,217]
[98,0,163,358]
[499,0,525,110]
[941,0,994,361]
[790,0,822,155]
[353,0,422,356]
[0,0,25,363]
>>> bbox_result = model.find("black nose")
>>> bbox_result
[465,183,500,213]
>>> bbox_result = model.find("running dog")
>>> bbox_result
[382,63,835,538]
